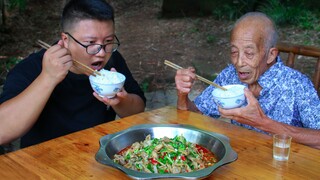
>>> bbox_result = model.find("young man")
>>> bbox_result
[0,0,146,148]
[174,12,320,149]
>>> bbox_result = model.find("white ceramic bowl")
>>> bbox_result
[212,84,246,109]
[89,69,126,98]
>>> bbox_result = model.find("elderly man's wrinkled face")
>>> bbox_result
[230,19,270,85]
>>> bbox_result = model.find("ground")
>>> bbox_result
[0,0,319,153]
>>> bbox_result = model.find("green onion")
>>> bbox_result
[125,152,131,160]
[136,163,143,170]
[178,143,186,151]
[164,156,173,165]
[147,163,153,173]
[158,169,165,174]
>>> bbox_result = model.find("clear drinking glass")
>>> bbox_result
[273,134,292,161]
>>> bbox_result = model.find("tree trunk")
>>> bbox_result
[1,0,6,26]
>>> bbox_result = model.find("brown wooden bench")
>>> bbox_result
[276,42,320,95]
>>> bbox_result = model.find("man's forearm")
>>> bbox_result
[177,93,200,113]
[261,118,320,149]
[0,74,56,145]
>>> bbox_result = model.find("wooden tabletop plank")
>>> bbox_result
[0,106,319,179]
[0,154,41,179]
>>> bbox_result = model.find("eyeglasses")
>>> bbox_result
[65,32,120,55]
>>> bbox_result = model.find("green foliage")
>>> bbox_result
[140,77,153,92]
[293,8,319,30]
[0,56,21,84]
[189,19,200,33]
[8,0,26,11]
[140,81,149,92]
[211,0,255,20]
[258,0,286,24]
[3,56,21,71]
[206,34,216,44]
[212,4,242,20]
[258,0,320,30]
[189,27,199,33]
[208,0,319,30]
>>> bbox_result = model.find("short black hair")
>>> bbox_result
[61,0,114,31]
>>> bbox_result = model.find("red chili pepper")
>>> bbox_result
[149,158,158,165]
[196,144,209,153]
[181,155,186,161]
[160,152,167,159]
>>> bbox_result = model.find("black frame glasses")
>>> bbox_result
[65,32,120,55]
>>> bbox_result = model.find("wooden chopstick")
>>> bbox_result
[164,60,227,91]
[36,40,101,76]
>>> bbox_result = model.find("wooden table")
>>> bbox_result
[0,106,319,179]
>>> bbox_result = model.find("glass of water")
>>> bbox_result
[273,134,292,161]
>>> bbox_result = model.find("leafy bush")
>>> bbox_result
[258,0,320,30]
[8,0,26,11]
[293,8,319,30]
[209,0,319,30]
[258,0,287,24]
[4,56,21,70]
[211,0,250,20]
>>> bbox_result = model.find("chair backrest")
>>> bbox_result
[276,42,320,95]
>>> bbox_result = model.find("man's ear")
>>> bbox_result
[267,47,278,64]
[61,32,69,48]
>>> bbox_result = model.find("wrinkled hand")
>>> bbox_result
[175,67,196,95]
[93,68,128,106]
[41,40,72,84]
[219,88,268,128]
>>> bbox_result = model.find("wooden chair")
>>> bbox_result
[276,42,320,95]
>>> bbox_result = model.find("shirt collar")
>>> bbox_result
[257,56,283,89]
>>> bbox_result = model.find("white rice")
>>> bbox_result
[92,69,125,84]
[212,85,245,98]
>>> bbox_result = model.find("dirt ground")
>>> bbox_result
[0,0,319,91]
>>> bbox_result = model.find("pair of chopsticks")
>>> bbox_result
[164,60,227,91]
[36,40,101,76]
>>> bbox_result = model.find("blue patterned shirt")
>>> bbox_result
[194,57,320,133]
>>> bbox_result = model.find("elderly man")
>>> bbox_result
[175,12,320,149]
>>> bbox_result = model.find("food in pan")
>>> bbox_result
[113,134,218,174]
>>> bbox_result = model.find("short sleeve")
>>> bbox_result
[0,51,43,104]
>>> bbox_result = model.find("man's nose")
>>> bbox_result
[236,52,246,67]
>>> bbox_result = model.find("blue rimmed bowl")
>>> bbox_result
[212,84,246,109]
[89,69,126,98]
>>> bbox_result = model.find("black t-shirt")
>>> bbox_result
[0,49,146,148]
